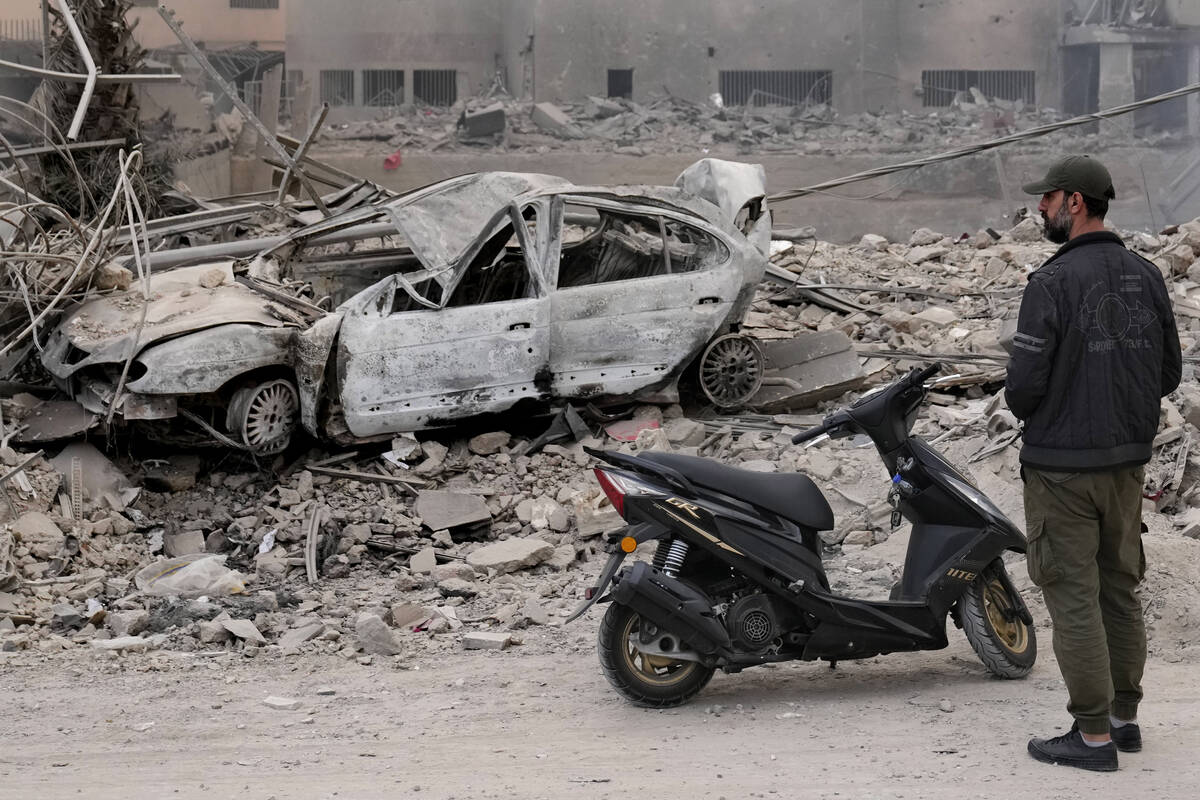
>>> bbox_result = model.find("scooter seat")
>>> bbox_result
[639,452,834,531]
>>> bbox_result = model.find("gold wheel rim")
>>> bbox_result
[618,610,697,687]
[983,578,1029,654]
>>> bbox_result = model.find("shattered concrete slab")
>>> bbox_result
[750,330,867,412]
[414,490,491,532]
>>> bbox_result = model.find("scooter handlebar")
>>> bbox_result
[910,362,942,385]
[791,423,831,445]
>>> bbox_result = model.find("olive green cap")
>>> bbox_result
[1022,155,1116,200]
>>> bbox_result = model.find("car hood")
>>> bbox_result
[45,262,304,375]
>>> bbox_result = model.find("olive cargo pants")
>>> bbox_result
[1022,466,1147,735]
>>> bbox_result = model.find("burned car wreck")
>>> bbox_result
[40,159,771,453]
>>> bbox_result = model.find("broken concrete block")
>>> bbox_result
[468,431,511,455]
[390,602,432,629]
[547,543,576,571]
[574,501,622,537]
[92,635,163,652]
[458,102,506,137]
[198,620,231,644]
[198,267,226,289]
[465,537,554,574]
[415,441,449,476]
[437,577,478,598]
[409,546,438,574]
[389,433,423,462]
[664,417,707,447]
[95,262,133,291]
[750,330,866,412]
[263,696,301,711]
[1007,217,1044,243]
[914,306,959,327]
[586,95,624,118]
[463,631,512,650]
[531,102,584,138]
[517,496,567,532]
[278,621,324,650]
[905,244,949,265]
[634,427,673,453]
[520,599,551,626]
[908,228,942,246]
[106,610,149,638]
[163,531,207,558]
[356,612,402,656]
[415,490,491,531]
[51,602,82,627]
[221,618,266,645]
[1160,243,1196,276]
[858,233,889,252]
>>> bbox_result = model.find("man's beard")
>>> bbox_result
[1042,202,1072,244]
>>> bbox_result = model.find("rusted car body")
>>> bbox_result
[40,159,770,452]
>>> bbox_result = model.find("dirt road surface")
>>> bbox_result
[3,627,1197,800]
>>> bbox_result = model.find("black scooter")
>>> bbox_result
[567,363,1036,707]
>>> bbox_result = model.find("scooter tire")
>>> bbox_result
[597,602,716,707]
[956,562,1036,679]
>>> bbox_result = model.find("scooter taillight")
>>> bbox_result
[594,469,627,518]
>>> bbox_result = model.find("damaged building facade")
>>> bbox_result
[283,0,1200,134]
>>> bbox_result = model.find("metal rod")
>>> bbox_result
[52,0,97,141]
[0,56,182,84]
[276,102,329,207]
[0,137,124,162]
[155,4,328,213]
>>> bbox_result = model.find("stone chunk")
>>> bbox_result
[858,233,889,252]
[914,306,959,327]
[908,227,942,246]
[95,262,133,290]
[1007,217,1044,243]
[263,696,301,711]
[220,618,266,645]
[463,631,512,650]
[409,546,438,574]
[531,102,584,138]
[390,602,432,629]
[106,610,149,638]
[163,531,207,558]
[437,577,478,598]
[663,417,706,447]
[468,431,511,455]
[198,620,231,644]
[415,490,491,531]
[356,612,402,656]
[906,244,948,265]
[278,621,324,650]
[465,538,554,574]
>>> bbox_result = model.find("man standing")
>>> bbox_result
[1006,155,1181,771]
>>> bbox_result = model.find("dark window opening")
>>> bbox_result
[319,70,354,106]
[920,69,1035,107]
[558,205,724,288]
[446,206,538,307]
[607,69,633,99]
[230,0,279,8]
[363,69,406,107]
[413,69,457,106]
[718,70,832,106]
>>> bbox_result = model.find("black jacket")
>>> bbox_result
[1005,230,1182,471]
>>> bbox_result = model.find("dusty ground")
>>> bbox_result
[3,618,1199,800]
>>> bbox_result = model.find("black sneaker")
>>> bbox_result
[1110,722,1141,753]
[1028,728,1119,772]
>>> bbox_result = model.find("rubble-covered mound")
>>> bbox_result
[5,212,1200,666]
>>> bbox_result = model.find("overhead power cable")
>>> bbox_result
[767,81,1200,204]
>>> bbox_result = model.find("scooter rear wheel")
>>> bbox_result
[956,562,1036,679]
[597,602,715,707]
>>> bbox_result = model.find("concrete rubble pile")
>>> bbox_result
[4,211,1200,666]
[322,92,1145,158]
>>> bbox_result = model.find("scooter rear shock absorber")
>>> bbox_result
[662,539,690,577]
[652,539,672,570]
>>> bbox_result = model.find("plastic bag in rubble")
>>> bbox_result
[134,554,246,598]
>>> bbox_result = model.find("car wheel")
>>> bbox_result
[226,378,299,454]
[698,333,764,410]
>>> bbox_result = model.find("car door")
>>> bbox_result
[336,202,550,436]
[546,195,741,399]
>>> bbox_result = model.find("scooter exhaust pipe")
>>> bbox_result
[610,561,732,655]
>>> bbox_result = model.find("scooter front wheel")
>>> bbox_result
[597,602,715,707]
[956,562,1036,679]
